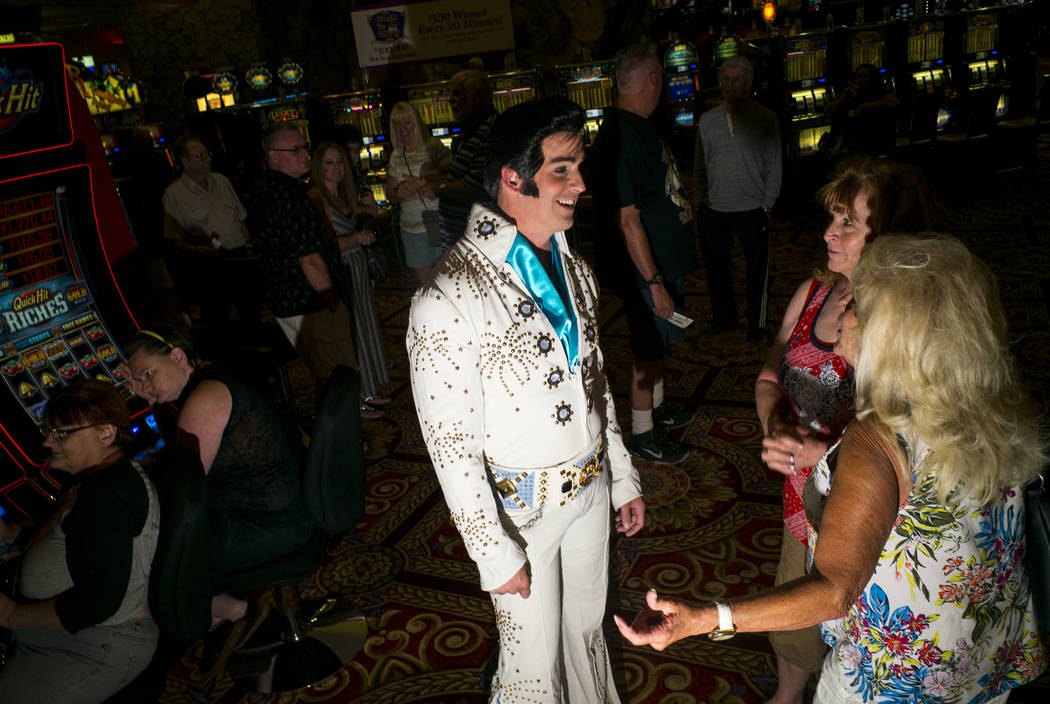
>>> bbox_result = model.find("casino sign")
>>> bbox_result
[0,63,44,136]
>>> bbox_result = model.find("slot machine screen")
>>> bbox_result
[407,85,453,126]
[965,14,998,55]
[909,21,945,64]
[0,168,136,428]
[673,109,694,127]
[791,90,810,114]
[850,30,885,72]
[936,106,952,131]
[785,37,827,83]
[664,40,698,103]
[812,88,829,111]
[995,94,1008,119]
[667,74,695,102]
[968,62,987,85]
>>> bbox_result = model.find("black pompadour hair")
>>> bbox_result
[482,97,585,201]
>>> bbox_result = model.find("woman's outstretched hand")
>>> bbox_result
[614,589,704,651]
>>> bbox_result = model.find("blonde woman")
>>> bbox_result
[754,157,939,704]
[310,142,390,414]
[386,101,451,287]
[621,234,1046,704]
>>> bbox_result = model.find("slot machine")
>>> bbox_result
[324,90,388,205]
[662,39,701,129]
[490,69,540,114]
[0,43,158,522]
[556,61,616,143]
[782,32,832,158]
[956,8,1008,134]
[403,80,456,150]
[903,16,955,141]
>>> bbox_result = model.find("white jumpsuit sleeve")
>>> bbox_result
[407,287,527,591]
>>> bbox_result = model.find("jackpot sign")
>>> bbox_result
[351,0,514,68]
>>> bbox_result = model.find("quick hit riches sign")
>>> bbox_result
[0,185,127,421]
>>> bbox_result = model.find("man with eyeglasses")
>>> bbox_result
[252,123,357,387]
[162,134,260,338]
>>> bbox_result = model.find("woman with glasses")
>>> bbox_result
[0,380,160,703]
[310,141,391,417]
[386,101,451,287]
[121,326,313,666]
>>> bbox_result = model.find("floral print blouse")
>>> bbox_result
[804,430,1046,703]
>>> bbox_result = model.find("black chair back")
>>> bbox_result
[302,365,366,533]
[146,446,212,644]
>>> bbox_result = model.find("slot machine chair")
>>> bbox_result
[994,74,1050,180]
[212,364,368,693]
[104,445,213,704]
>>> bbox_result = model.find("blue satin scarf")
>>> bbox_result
[506,233,579,372]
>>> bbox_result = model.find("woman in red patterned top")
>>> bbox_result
[754,157,940,704]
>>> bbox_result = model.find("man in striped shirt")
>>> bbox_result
[437,69,497,249]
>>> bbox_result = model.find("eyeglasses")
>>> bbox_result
[270,144,310,155]
[187,151,211,159]
[41,424,98,440]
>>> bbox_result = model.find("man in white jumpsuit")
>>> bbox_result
[407,98,646,703]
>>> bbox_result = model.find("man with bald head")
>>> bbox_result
[437,69,497,249]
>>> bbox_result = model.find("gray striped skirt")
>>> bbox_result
[341,245,390,397]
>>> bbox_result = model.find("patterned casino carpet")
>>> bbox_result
[157,143,1050,704]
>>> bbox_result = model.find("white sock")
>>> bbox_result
[653,378,665,409]
[632,408,654,436]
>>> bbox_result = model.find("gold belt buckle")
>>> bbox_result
[495,478,517,498]
[577,445,605,491]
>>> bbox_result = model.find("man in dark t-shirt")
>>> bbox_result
[252,123,357,385]
[591,44,699,465]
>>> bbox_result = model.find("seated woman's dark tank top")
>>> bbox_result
[177,366,304,515]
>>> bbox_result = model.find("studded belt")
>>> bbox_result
[489,437,606,511]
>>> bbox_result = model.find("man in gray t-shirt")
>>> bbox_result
[694,56,782,342]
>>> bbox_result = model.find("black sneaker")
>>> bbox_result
[653,404,694,430]
[627,430,689,464]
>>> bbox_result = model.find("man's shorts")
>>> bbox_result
[620,278,685,362]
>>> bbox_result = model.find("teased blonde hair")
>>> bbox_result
[388,101,429,153]
[851,234,1045,504]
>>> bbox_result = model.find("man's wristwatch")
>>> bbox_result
[707,601,737,641]
[644,272,664,286]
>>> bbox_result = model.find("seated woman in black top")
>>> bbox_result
[0,380,159,704]
[121,326,314,628]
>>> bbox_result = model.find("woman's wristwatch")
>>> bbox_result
[707,601,737,641]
